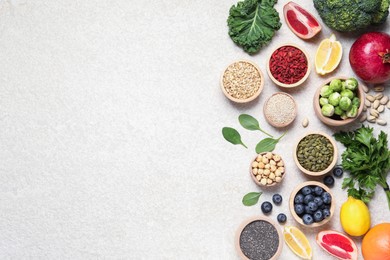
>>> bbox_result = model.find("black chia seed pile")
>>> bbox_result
[239,220,279,260]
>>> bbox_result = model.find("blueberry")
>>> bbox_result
[302,214,314,225]
[294,204,305,215]
[313,186,324,195]
[277,213,287,223]
[308,201,318,211]
[323,175,335,187]
[333,166,344,178]
[301,186,312,196]
[314,197,324,207]
[303,194,315,205]
[261,201,273,214]
[304,205,314,215]
[323,208,331,218]
[272,194,283,205]
[313,210,324,222]
[294,194,304,204]
[322,192,332,204]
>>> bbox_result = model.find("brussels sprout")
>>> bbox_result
[346,105,358,118]
[352,97,360,107]
[320,85,333,98]
[330,79,342,92]
[340,113,348,120]
[341,89,354,100]
[328,92,341,106]
[321,104,335,117]
[334,106,344,116]
[320,97,329,106]
[339,97,352,111]
[344,78,358,91]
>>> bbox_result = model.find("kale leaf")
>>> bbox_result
[227,0,281,54]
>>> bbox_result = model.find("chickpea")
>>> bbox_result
[261,178,267,185]
[277,161,284,167]
[275,176,282,182]
[270,160,276,166]
[263,169,270,176]
[256,175,261,181]
[252,161,258,168]
[267,179,273,184]
[266,152,273,159]
[258,162,265,169]
[262,157,269,164]
[252,168,258,175]
[270,165,276,172]
[269,173,275,180]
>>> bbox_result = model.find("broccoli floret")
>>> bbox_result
[313,0,390,32]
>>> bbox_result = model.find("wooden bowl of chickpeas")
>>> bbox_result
[250,152,286,187]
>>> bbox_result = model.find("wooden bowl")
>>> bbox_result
[293,132,338,177]
[235,216,283,260]
[220,60,264,103]
[263,92,297,128]
[313,76,365,126]
[250,152,286,187]
[289,181,335,227]
[267,43,311,88]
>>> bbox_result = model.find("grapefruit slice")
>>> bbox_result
[316,230,358,260]
[283,1,321,39]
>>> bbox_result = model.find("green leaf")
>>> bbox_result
[242,192,262,206]
[239,114,260,131]
[255,138,277,153]
[222,127,247,148]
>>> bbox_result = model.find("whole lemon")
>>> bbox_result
[340,196,370,236]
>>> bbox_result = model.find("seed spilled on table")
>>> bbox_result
[239,220,280,260]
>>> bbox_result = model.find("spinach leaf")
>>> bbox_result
[222,127,247,148]
[242,192,262,206]
[239,114,273,137]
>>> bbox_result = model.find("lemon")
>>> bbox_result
[340,196,371,236]
[315,34,342,75]
[283,226,312,260]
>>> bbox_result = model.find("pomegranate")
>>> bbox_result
[349,32,390,84]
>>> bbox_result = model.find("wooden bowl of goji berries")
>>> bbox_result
[267,44,311,88]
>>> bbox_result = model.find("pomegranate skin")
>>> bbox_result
[349,32,390,84]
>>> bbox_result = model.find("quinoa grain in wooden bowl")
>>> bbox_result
[263,92,297,128]
[250,152,286,187]
[221,60,264,103]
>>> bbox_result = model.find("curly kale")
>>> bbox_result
[313,0,390,32]
[227,0,281,54]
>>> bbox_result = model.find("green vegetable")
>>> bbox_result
[329,92,341,106]
[227,0,281,54]
[313,0,390,32]
[341,89,354,99]
[242,192,262,206]
[352,97,361,107]
[321,104,335,117]
[339,97,352,111]
[239,114,273,137]
[345,78,359,91]
[319,97,329,106]
[334,106,344,116]
[340,112,348,120]
[334,126,390,209]
[330,79,343,92]
[346,105,358,118]
[222,127,247,148]
[255,131,286,154]
[320,85,333,97]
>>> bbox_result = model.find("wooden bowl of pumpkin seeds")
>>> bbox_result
[293,132,338,177]
[250,152,286,187]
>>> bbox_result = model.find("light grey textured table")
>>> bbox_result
[0,0,389,259]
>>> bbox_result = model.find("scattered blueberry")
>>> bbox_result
[302,214,314,225]
[261,201,273,214]
[301,186,312,196]
[294,204,305,215]
[308,201,318,211]
[333,166,344,178]
[294,193,304,204]
[272,194,283,205]
[323,175,335,187]
[277,213,287,223]
[323,208,331,218]
[313,186,324,196]
[303,194,315,205]
[304,205,314,215]
[322,192,332,204]
[313,210,324,222]
[314,197,324,207]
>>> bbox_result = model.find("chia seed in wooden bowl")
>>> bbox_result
[235,216,283,260]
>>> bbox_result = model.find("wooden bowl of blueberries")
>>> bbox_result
[289,181,335,227]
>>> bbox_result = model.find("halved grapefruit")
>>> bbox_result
[283,1,321,40]
[316,230,357,260]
